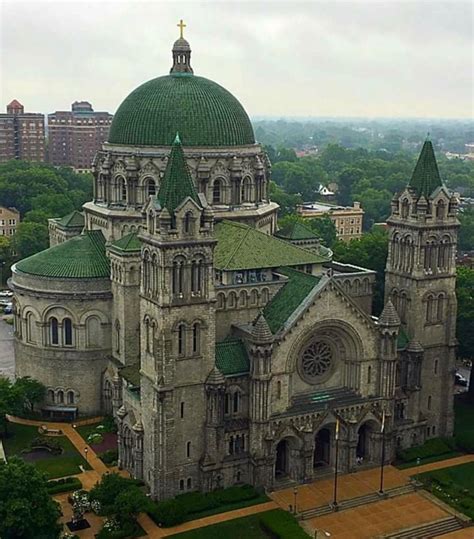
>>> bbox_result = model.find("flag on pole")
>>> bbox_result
[381,410,386,433]
[335,418,340,441]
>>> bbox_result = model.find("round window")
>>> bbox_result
[298,340,333,383]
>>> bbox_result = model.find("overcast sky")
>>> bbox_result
[1,0,473,119]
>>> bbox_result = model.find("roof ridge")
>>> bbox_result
[222,226,251,269]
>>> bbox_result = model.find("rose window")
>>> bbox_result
[299,340,332,382]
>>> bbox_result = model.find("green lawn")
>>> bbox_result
[2,422,91,479]
[76,422,101,442]
[168,509,309,539]
[454,396,474,451]
[417,461,474,519]
[180,494,269,523]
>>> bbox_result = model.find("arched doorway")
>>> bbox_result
[314,428,331,468]
[275,440,289,478]
[357,422,376,463]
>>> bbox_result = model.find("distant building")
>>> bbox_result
[297,201,364,241]
[47,101,113,172]
[0,100,45,163]
[0,207,20,237]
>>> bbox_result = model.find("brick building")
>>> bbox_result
[0,206,20,237]
[0,100,45,162]
[47,101,113,172]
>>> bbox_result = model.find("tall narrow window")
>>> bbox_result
[191,261,202,294]
[184,212,193,234]
[277,381,282,399]
[145,178,156,197]
[178,324,185,356]
[192,323,200,354]
[187,478,192,490]
[48,389,55,403]
[57,390,64,404]
[172,258,184,296]
[50,317,59,345]
[180,402,185,418]
[434,359,439,375]
[225,393,230,415]
[233,391,240,414]
[428,395,432,410]
[120,178,127,202]
[179,479,184,491]
[186,441,191,458]
[368,365,372,384]
[212,179,222,204]
[63,318,73,346]
[67,391,74,404]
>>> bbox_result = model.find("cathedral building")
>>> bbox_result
[10,32,459,498]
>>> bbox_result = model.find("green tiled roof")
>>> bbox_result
[275,221,320,241]
[215,338,250,376]
[120,364,140,387]
[408,140,444,197]
[110,232,142,252]
[158,134,200,213]
[263,267,320,334]
[214,221,330,271]
[57,210,84,229]
[108,74,255,147]
[15,230,109,279]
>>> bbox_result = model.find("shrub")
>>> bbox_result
[397,437,455,463]
[102,415,118,434]
[89,473,140,515]
[148,499,187,527]
[100,449,119,466]
[259,509,310,539]
[213,484,258,505]
[455,432,474,453]
[46,476,82,494]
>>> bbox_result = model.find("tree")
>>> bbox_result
[0,236,13,284]
[0,457,61,539]
[114,486,149,527]
[458,208,474,251]
[337,167,364,206]
[269,182,303,217]
[13,222,49,258]
[14,376,46,413]
[456,268,474,401]
[309,215,337,248]
[0,378,21,435]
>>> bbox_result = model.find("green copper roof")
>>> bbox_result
[15,230,109,279]
[214,221,330,271]
[275,221,320,241]
[215,338,250,376]
[408,140,444,197]
[108,74,255,147]
[158,134,200,212]
[263,267,320,334]
[57,210,84,229]
[110,232,142,252]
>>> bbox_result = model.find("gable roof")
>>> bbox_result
[15,230,109,279]
[275,221,320,241]
[263,267,321,334]
[215,338,250,376]
[214,221,330,271]
[408,140,444,197]
[110,232,141,253]
[57,210,85,229]
[157,133,200,213]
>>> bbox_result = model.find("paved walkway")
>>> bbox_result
[400,454,474,477]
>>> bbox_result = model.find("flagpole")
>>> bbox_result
[379,410,386,495]
[333,418,340,510]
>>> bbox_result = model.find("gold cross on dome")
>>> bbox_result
[177,19,186,39]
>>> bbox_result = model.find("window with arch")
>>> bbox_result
[426,294,436,323]
[180,402,185,418]
[67,390,75,405]
[118,177,127,203]
[212,179,223,204]
[177,324,186,356]
[115,320,121,354]
[276,380,282,399]
[179,479,184,491]
[144,177,156,197]
[401,198,409,219]
[367,365,372,384]
[57,390,64,404]
[172,257,185,297]
[48,389,55,403]
[427,395,432,410]
[224,393,230,415]
[86,316,101,348]
[241,177,252,202]
[50,317,59,346]
[144,318,150,353]
[192,322,200,354]
[184,212,194,234]
[436,199,446,219]
[233,391,241,414]
[187,478,192,490]
[436,293,445,321]
[434,359,439,375]
[25,312,35,343]
[63,318,73,346]
[191,260,202,294]
[217,293,225,310]
[186,441,191,458]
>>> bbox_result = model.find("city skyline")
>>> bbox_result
[1,1,472,120]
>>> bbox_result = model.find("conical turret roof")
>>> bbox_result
[379,300,401,327]
[251,312,273,343]
[157,133,200,213]
[408,140,443,198]
[206,366,225,385]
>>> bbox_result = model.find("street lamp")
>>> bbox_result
[84,447,89,462]
[293,486,298,515]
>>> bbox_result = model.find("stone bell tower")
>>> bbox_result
[385,139,460,438]
[139,134,217,499]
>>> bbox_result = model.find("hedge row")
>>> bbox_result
[148,484,261,527]
[47,476,82,495]
[259,509,310,539]
[397,437,456,463]
[100,449,119,466]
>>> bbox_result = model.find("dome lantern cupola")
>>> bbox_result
[171,20,193,74]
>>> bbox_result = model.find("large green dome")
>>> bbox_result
[108,73,255,147]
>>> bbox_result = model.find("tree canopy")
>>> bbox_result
[0,376,46,434]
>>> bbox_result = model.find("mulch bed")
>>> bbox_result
[89,432,117,453]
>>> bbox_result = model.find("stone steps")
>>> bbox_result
[380,516,465,538]
[299,483,416,520]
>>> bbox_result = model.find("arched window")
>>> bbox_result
[184,212,193,234]
[172,257,185,297]
[217,293,225,309]
[241,177,251,202]
[277,381,282,399]
[57,390,64,404]
[48,389,55,403]
[178,324,186,356]
[428,395,432,410]
[191,260,202,294]
[212,179,223,204]
[368,365,372,384]
[145,178,156,197]
[436,293,445,321]
[144,318,150,352]
[180,402,185,418]
[115,320,121,354]
[225,393,230,415]
[187,478,192,490]
[26,312,35,343]
[192,323,200,354]
[67,390,75,405]
[401,198,409,219]
[118,177,127,203]
[436,200,445,219]
[86,316,101,348]
[426,294,435,323]
[250,290,259,306]
[186,441,191,458]
[179,479,184,491]
[233,391,240,414]
[434,359,439,375]
[63,318,73,346]
[50,317,59,345]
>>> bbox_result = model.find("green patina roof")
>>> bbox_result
[215,338,250,376]
[108,74,255,147]
[408,140,444,197]
[263,267,321,334]
[214,221,330,271]
[397,327,409,350]
[110,232,142,253]
[15,230,109,279]
[275,221,320,241]
[157,134,200,212]
[57,210,85,229]
[120,364,141,387]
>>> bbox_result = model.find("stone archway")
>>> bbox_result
[275,440,289,478]
[356,421,378,464]
[274,435,302,481]
[314,428,332,468]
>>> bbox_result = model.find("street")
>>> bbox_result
[0,318,14,380]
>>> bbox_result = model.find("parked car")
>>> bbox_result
[455,372,468,387]
[0,291,12,297]
[3,303,12,315]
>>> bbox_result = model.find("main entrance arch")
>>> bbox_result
[275,440,289,478]
[314,428,332,468]
[357,421,378,463]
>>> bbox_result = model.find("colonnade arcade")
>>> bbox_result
[272,416,383,483]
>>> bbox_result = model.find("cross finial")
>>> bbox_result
[177,19,186,39]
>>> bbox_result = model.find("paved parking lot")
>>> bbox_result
[0,317,14,380]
